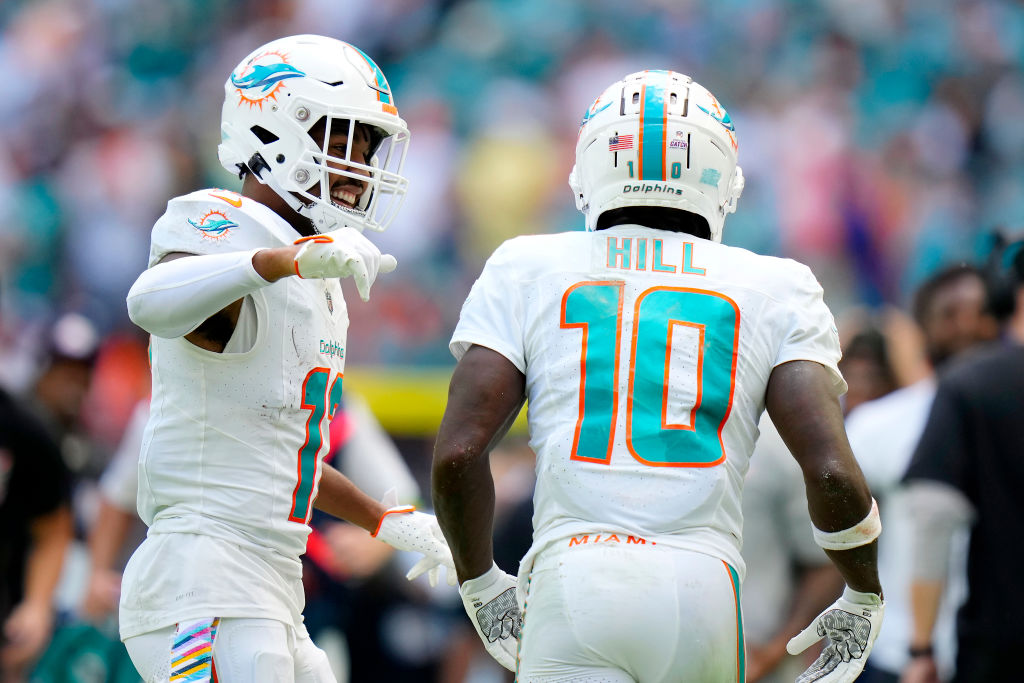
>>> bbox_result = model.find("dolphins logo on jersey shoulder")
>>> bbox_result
[188,210,238,239]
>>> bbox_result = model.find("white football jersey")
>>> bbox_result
[120,189,348,638]
[451,225,845,581]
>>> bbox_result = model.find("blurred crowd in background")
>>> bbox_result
[1,0,1023,681]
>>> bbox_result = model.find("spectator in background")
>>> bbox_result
[847,264,998,682]
[902,241,1024,683]
[838,326,899,416]
[4,0,1024,370]
[0,384,73,680]
[23,313,103,479]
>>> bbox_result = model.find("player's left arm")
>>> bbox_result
[314,462,457,586]
[313,462,387,531]
[432,344,526,671]
[432,344,526,583]
[768,360,883,683]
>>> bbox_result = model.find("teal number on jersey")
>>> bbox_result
[561,281,624,463]
[628,288,738,465]
[563,283,739,467]
[289,367,343,522]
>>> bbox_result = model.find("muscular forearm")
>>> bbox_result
[822,544,881,596]
[805,469,881,594]
[432,345,526,583]
[767,361,882,595]
[432,445,497,582]
[313,463,387,532]
[806,472,880,594]
[24,506,72,607]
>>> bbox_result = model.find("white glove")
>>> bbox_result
[788,587,885,683]
[293,228,397,301]
[459,563,521,672]
[371,505,457,587]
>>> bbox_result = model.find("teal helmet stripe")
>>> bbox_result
[348,43,392,104]
[639,70,670,181]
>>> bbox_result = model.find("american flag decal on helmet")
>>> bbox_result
[608,134,634,151]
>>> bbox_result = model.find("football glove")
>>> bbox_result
[459,563,521,671]
[293,228,397,301]
[788,586,885,683]
[371,505,456,588]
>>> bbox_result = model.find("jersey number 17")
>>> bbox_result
[290,368,342,523]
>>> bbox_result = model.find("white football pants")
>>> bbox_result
[517,538,744,682]
[123,617,335,683]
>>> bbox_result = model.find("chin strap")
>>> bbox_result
[246,154,340,233]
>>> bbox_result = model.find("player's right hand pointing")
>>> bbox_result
[293,227,397,301]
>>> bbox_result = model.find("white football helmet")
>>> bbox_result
[218,35,409,233]
[569,70,744,242]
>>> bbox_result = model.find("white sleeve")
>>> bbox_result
[449,241,526,372]
[126,249,270,338]
[774,263,846,395]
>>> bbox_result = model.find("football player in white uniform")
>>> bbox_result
[433,71,884,682]
[120,35,454,682]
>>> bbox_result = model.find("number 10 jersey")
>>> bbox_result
[450,225,846,581]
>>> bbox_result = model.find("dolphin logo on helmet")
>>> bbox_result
[231,63,305,93]
[217,35,411,234]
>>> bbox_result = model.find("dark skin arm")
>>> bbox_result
[766,360,882,595]
[312,462,387,532]
[432,345,526,583]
